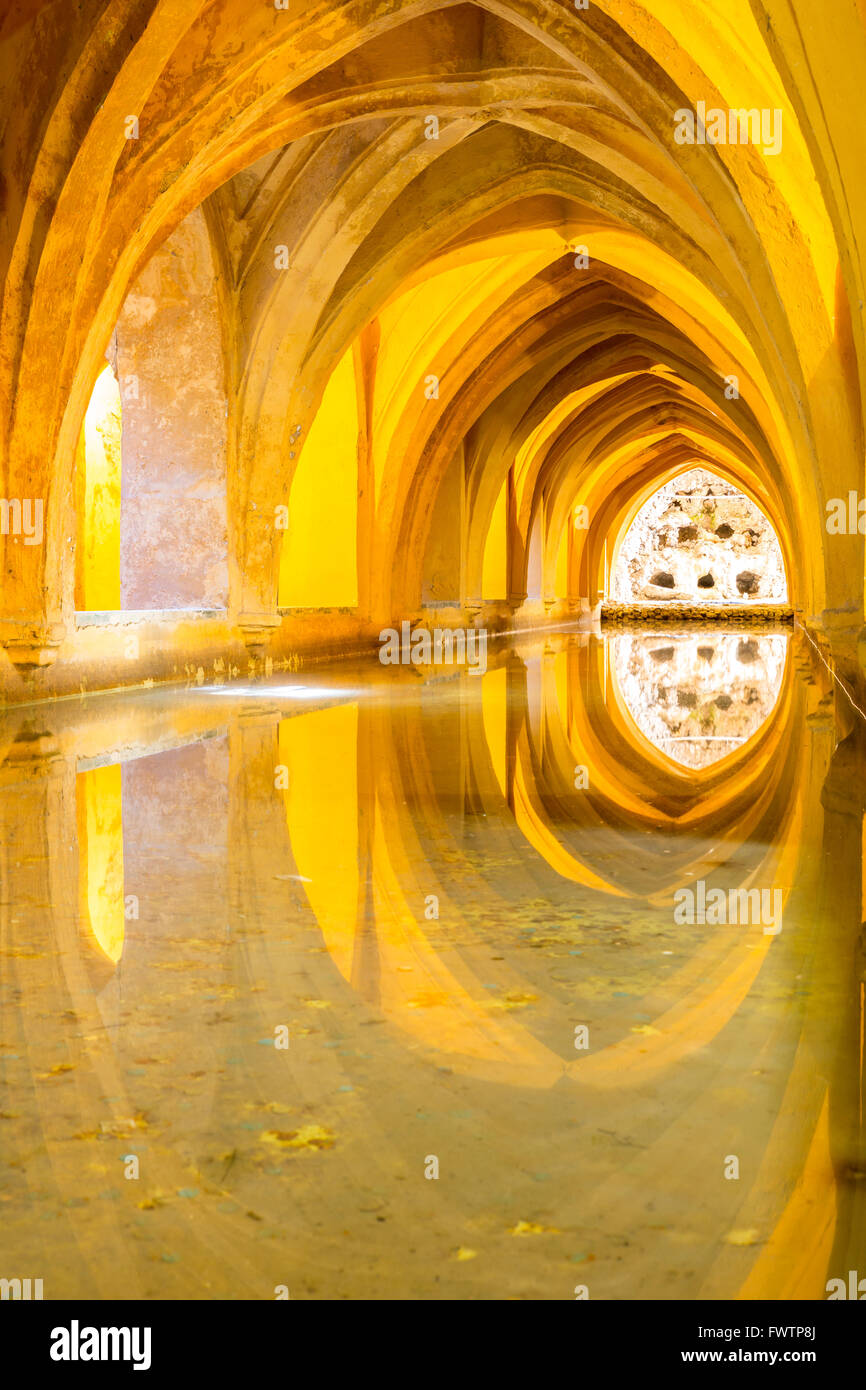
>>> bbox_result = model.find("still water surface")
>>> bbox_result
[1,626,863,1299]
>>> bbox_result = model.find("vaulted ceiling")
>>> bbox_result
[2,0,864,671]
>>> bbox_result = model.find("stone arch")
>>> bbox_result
[1,0,864,690]
[609,467,789,605]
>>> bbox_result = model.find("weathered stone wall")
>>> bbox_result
[114,209,229,611]
[612,469,787,604]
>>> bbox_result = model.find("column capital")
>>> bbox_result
[0,619,65,667]
[236,611,282,657]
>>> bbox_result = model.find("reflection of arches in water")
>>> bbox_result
[544,634,798,833]
[264,644,842,1298]
[276,636,808,1089]
[13,635,851,1300]
[609,630,789,769]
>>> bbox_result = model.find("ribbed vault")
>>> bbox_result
[1,0,864,693]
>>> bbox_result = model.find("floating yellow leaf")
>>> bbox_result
[509,1220,560,1236]
[454,1247,478,1261]
[491,992,538,1011]
[630,1025,661,1036]
[724,1228,761,1246]
[99,1115,148,1137]
[407,991,448,1009]
[260,1124,335,1150]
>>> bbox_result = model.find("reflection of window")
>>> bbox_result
[610,630,788,769]
[612,468,787,604]
[76,763,125,964]
[75,364,121,611]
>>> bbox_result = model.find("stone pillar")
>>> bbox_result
[421,444,465,606]
[114,208,228,612]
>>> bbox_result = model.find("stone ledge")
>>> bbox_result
[75,609,227,626]
[602,602,794,624]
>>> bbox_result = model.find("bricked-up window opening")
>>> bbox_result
[611,468,787,604]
